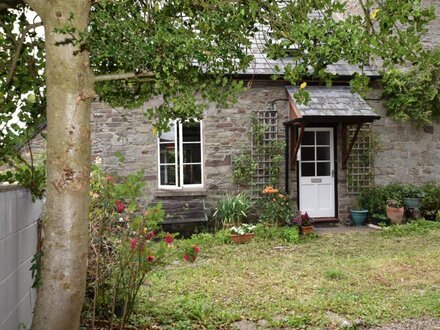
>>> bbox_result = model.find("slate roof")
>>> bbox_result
[285,86,380,120]
[244,25,380,77]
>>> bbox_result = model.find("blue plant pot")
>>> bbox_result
[404,198,422,209]
[351,209,368,226]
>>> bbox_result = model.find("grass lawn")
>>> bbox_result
[133,222,440,329]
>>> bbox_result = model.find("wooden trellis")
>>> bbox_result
[252,108,278,194]
[346,123,373,194]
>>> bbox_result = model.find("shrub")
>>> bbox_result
[402,184,424,198]
[358,183,406,214]
[83,165,199,328]
[253,223,299,243]
[422,181,440,212]
[257,186,294,226]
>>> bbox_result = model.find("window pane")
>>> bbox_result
[159,123,176,142]
[316,131,330,145]
[301,147,315,161]
[182,122,201,142]
[317,147,330,160]
[301,163,315,177]
[183,164,202,184]
[160,165,176,185]
[317,162,331,176]
[183,143,201,163]
[302,131,314,145]
[160,144,175,164]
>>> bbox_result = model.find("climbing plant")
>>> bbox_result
[382,46,440,126]
[233,114,285,193]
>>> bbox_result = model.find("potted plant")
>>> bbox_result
[403,185,424,209]
[229,223,256,244]
[290,211,314,234]
[213,193,252,228]
[350,201,368,226]
[386,199,404,224]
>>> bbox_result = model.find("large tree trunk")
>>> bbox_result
[28,1,93,329]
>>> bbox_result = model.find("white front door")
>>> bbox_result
[298,127,335,218]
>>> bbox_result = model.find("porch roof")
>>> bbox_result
[284,86,380,125]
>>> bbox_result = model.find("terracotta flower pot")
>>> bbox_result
[230,233,254,244]
[386,206,404,224]
[300,225,313,235]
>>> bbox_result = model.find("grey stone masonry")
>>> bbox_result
[423,0,440,49]
[91,82,289,212]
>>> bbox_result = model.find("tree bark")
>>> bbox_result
[28,1,93,329]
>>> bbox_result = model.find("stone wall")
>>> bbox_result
[20,80,440,222]
[423,0,440,49]
[371,102,440,185]
[91,82,289,211]
[0,186,44,330]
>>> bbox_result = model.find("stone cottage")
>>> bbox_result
[25,0,440,229]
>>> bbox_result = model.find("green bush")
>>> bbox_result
[358,183,406,214]
[257,186,295,226]
[402,184,424,198]
[422,181,440,211]
[188,229,233,246]
[84,165,199,327]
[254,224,299,243]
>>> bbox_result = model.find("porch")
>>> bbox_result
[283,86,380,222]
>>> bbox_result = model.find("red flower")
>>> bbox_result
[106,176,114,181]
[183,254,197,263]
[116,200,125,213]
[130,238,137,250]
[164,233,174,245]
[147,255,155,262]
[146,230,155,240]
[193,245,200,254]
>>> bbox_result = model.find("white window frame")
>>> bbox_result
[157,120,204,189]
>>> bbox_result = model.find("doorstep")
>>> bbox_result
[313,217,339,224]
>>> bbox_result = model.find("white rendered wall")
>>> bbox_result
[0,186,44,330]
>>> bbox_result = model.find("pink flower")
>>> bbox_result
[193,245,200,254]
[147,255,155,262]
[116,200,125,213]
[146,230,155,240]
[164,233,174,245]
[106,176,114,181]
[130,238,137,250]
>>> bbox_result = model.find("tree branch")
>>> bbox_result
[5,21,43,86]
[94,71,155,82]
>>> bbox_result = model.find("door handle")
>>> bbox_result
[331,169,334,177]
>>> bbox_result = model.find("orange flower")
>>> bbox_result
[262,186,279,194]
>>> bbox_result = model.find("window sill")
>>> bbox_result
[154,188,208,198]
